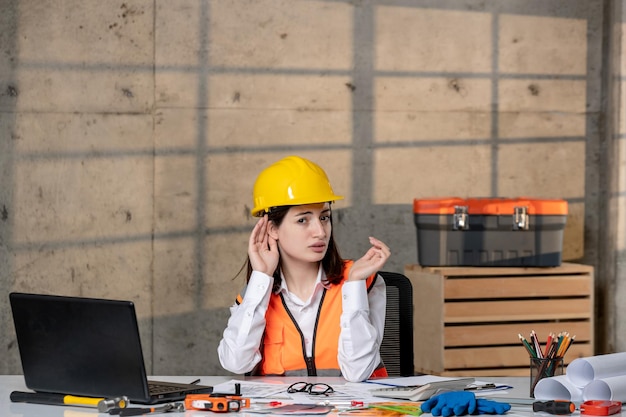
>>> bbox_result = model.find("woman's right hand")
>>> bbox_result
[248,215,279,276]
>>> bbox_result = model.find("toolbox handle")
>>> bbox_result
[513,206,529,230]
[453,206,469,230]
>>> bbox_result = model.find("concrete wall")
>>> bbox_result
[0,0,618,375]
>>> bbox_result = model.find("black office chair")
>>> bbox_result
[378,271,414,376]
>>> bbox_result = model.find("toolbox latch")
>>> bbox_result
[453,206,469,230]
[513,206,529,230]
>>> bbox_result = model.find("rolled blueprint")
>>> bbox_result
[567,352,626,387]
[533,374,583,402]
[583,375,626,401]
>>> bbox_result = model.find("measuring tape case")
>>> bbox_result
[580,401,622,416]
[413,197,568,267]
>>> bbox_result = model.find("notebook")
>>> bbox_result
[9,292,213,404]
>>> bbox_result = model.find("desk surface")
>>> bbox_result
[0,375,543,417]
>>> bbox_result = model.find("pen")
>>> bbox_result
[250,399,284,405]
[258,401,365,407]
[363,380,407,388]
[318,400,364,407]
[464,383,496,391]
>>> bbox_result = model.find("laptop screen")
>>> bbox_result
[10,292,152,401]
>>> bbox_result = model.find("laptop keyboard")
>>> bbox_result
[148,382,185,394]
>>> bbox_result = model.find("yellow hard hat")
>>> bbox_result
[251,155,344,217]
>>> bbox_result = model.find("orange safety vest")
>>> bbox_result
[258,260,388,378]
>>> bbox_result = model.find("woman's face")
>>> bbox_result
[268,202,332,265]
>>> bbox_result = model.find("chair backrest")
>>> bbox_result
[378,271,414,376]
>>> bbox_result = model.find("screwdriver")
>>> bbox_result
[533,400,576,415]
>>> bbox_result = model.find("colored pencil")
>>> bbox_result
[531,330,543,358]
[519,333,536,358]
[543,332,553,358]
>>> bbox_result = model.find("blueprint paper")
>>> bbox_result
[533,374,583,402]
[567,353,626,387]
[583,375,626,401]
[533,352,626,402]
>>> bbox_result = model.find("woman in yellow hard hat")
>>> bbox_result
[217,155,391,382]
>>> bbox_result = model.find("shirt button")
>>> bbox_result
[343,294,348,300]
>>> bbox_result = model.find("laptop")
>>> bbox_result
[9,292,213,404]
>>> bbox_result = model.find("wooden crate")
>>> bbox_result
[405,263,594,377]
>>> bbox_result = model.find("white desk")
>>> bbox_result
[0,375,538,417]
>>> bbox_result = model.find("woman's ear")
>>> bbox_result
[267,220,279,240]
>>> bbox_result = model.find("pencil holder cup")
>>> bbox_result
[530,357,564,397]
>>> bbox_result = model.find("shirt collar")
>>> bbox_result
[277,264,331,295]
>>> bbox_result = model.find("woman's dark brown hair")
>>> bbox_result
[244,204,344,291]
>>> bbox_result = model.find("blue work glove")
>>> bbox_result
[420,391,477,417]
[476,399,511,415]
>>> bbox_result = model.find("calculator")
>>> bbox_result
[370,378,475,401]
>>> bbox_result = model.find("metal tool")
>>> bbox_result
[109,402,184,416]
[98,397,130,412]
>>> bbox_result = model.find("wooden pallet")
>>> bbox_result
[405,263,594,377]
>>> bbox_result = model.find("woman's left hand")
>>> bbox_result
[348,237,391,281]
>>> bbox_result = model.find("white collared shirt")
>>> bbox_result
[217,265,387,382]
[276,267,328,357]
